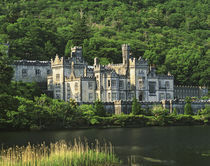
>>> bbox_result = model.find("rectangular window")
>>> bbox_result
[75,82,78,90]
[112,93,117,101]
[165,81,170,89]
[56,83,60,88]
[22,69,27,77]
[149,81,156,94]
[56,74,60,81]
[166,93,171,99]
[89,93,93,101]
[111,80,117,87]
[159,93,164,100]
[108,80,111,87]
[67,83,70,90]
[139,80,143,89]
[88,82,93,90]
[56,94,60,99]
[119,80,124,89]
[108,93,111,101]
[35,69,41,76]
[119,93,125,100]
[47,69,51,75]
[127,82,130,89]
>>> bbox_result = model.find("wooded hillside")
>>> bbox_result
[0,0,209,86]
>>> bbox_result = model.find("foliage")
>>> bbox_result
[0,0,209,86]
[94,99,106,117]
[151,105,169,116]
[184,96,193,115]
[0,139,120,166]
[131,97,142,115]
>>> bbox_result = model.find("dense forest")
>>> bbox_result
[0,0,209,86]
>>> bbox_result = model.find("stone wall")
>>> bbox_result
[77,100,210,115]
[13,60,51,83]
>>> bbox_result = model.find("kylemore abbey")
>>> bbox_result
[13,44,208,103]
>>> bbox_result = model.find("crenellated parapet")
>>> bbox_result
[81,76,96,81]
[14,60,50,66]
[51,54,64,66]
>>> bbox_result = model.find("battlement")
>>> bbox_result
[14,60,50,66]
[81,76,96,81]
[51,54,64,66]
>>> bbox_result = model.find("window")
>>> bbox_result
[112,93,117,101]
[22,69,27,77]
[67,83,70,90]
[139,80,143,89]
[56,94,60,99]
[56,74,60,81]
[165,81,170,89]
[149,82,156,95]
[111,80,117,87]
[96,80,99,90]
[108,93,111,101]
[56,83,60,88]
[47,70,51,75]
[128,93,134,100]
[89,93,93,101]
[119,93,125,100]
[88,82,93,90]
[108,80,111,87]
[75,82,78,90]
[119,80,124,89]
[166,93,171,99]
[35,69,41,76]
[159,93,164,100]
[127,82,130,89]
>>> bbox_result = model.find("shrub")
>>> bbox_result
[184,97,193,115]
[151,105,169,116]
[131,97,142,115]
[94,99,106,117]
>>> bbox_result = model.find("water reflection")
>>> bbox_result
[1,126,210,166]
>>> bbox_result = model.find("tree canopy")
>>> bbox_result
[0,0,209,86]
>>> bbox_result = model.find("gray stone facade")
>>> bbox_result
[174,86,208,99]
[12,44,208,103]
[13,60,51,83]
[47,44,174,102]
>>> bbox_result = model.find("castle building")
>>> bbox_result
[13,60,51,83]
[47,44,174,102]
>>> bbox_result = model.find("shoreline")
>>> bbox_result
[0,115,209,132]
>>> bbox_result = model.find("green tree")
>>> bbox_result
[94,99,106,117]
[69,14,91,46]
[131,97,141,115]
[184,97,193,115]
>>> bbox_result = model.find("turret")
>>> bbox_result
[122,44,130,65]
[71,46,82,60]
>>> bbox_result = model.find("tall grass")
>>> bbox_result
[0,139,120,166]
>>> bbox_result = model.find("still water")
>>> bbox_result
[1,126,210,166]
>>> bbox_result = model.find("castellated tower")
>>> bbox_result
[122,44,130,65]
[71,46,82,60]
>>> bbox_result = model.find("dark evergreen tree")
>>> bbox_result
[69,14,91,46]
[94,99,106,117]
[184,97,193,115]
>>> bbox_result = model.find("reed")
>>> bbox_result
[0,139,120,166]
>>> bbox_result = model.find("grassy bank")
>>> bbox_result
[0,139,120,166]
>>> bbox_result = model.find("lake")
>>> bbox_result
[1,126,210,166]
